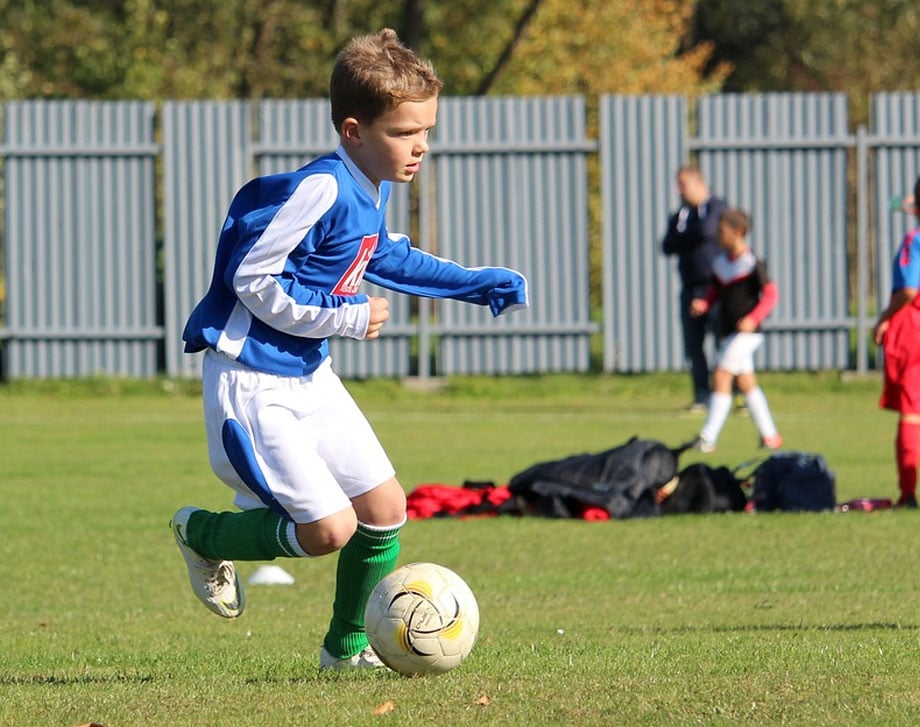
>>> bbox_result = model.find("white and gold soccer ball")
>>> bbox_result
[365,562,480,676]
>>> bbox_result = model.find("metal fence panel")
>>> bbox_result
[4,94,920,380]
[600,93,851,374]
[600,95,688,373]
[162,101,252,378]
[2,100,158,378]
[432,96,593,374]
[697,93,851,370]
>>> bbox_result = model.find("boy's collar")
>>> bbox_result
[727,244,749,260]
[335,145,381,207]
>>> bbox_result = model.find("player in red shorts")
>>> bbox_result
[874,176,920,508]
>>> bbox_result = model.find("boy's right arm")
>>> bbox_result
[226,174,374,341]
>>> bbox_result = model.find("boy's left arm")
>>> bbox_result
[741,259,778,330]
[364,232,529,317]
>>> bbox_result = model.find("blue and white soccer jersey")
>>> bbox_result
[184,147,529,523]
[183,147,528,377]
[890,227,920,295]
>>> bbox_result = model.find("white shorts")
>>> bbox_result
[201,350,395,524]
[715,332,764,375]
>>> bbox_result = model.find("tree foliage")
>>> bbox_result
[491,0,726,96]
[0,0,393,99]
[693,0,920,122]
[0,0,721,100]
[4,0,915,119]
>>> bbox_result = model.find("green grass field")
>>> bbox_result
[2,371,919,726]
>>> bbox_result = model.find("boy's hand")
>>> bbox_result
[874,319,889,345]
[736,316,756,332]
[689,298,708,317]
[365,296,390,339]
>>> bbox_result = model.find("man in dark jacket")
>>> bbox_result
[661,164,727,413]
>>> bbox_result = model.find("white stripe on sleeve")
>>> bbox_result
[233,173,370,340]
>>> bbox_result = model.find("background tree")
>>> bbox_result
[470,0,725,310]
[692,0,920,124]
[490,0,726,96]
[0,0,379,99]
[0,0,722,100]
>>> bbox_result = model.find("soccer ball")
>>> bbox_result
[365,562,479,676]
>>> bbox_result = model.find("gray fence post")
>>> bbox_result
[856,125,869,374]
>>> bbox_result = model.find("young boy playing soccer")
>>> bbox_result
[170,28,528,670]
[690,208,781,453]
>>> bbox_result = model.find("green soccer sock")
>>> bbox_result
[186,508,304,561]
[323,519,404,659]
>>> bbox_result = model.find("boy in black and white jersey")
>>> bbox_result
[689,208,781,453]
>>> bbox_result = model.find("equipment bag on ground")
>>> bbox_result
[507,437,679,519]
[750,451,836,512]
[660,463,749,515]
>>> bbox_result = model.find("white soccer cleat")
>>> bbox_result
[319,645,387,671]
[760,434,783,451]
[692,436,716,454]
[171,507,245,619]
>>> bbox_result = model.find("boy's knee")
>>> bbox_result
[736,373,756,393]
[352,477,407,527]
[294,510,358,556]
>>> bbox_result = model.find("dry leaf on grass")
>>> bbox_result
[474,694,491,706]
[372,700,396,715]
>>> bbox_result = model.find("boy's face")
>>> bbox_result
[342,96,438,187]
[718,220,743,250]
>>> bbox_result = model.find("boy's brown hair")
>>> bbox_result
[330,28,443,132]
[720,207,751,235]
